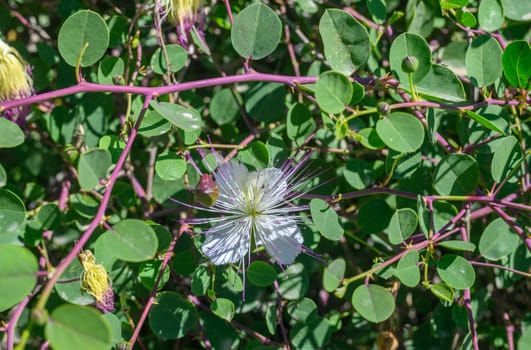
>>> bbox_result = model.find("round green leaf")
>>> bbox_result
[247,260,277,287]
[0,118,24,148]
[150,44,187,75]
[491,136,523,182]
[465,34,503,87]
[387,208,418,245]
[0,189,26,236]
[456,9,477,27]
[501,0,531,21]
[138,109,171,137]
[244,83,286,122]
[352,284,395,323]
[58,10,109,67]
[502,40,531,89]
[155,152,186,181]
[430,283,454,303]
[54,259,94,306]
[231,3,282,60]
[210,89,241,126]
[0,245,38,312]
[323,258,346,292]
[139,260,170,291]
[433,154,479,196]
[357,199,392,233]
[310,198,344,241]
[290,317,332,349]
[45,304,113,350]
[77,149,112,190]
[344,158,374,190]
[389,32,432,83]
[36,203,61,230]
[101,219,158,262]
[288,298,318,323]
[395,250,420,287]
[97,56,124,85]
[149,292,197,339]
[376,112,425,153]
[287,103,316,141]
[437,254,475,290]
[479,218,520,261]
[478,0,504,32]
[416,64,466,102]
[150,101,201,132]
[191,266,210,296]
[359,128,386,150]
[314,71,353,114]
[278,263,308,300]
[211,298,235,322]
[319,9,371,75]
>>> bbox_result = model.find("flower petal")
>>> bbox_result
[255,216,303,265]
[201,218,251,265]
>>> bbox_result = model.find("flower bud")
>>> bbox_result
[377,101,390,114]
[195,173,219,207]
[401,56,419,73]
[159,0,203,46]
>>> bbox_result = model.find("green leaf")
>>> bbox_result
[456,9,477,28]
[58,10,109,67]
[395,250,420,287]
[440,0,469,10]
[210,89,241,126]
[0,164,6,187]
[491,136,523,182]
[319,9,371,75]
[501,0,531,21]
[502,40,531,89]
[376,112,425,153]
[352,284,395,323]
[0,119,24,148]
[97,56,124,85]
[45,305,113,350]
[465,110,507,135]
[54,259,94,306]
[387,208,418,245]
[0,189,26,237]
[416,64,466,102]
[437,254,475,289]
[101,219,158,262]
[344,158,374,190]
[288,298,318,323]
[278,263,308,300]
[265,304,277,335]
[479,218,520,261]
[36,203,61,230]
[290,317,332,349]
[478,0,504,32]
[155,152,186,181]
[138,109,171,137]
[191,266,210,296]
[150,101,201,132]
[359,128,386,150]
[323,258,346,292]
[430,283,454,302]
[287,103,316,141]
[0,245,38,312]
[231,3,282,60]
[211,298,235,322]
[310,199,344,241]
[367,0,387,23]
[314,71,353,114]
[438,240,476,252]
[244,83,286,122]
[465,34,503,87]
[247,261,277,287]
[77,149,111,190]
[357,199,393,233]
[150,44,187,75]
[433,154,479,196]
[389,32,432,83]
[139,260,170,291]
[149,292,197,339]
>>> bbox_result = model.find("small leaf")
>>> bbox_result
[376,112,425,153]
[389,32,432,83]
[0,245,38,312]
[97,56,124,85]
[491,136,523,182]
[430,283,454,302]
[0,189,26,237]
[323,258,346,292]
[211,298,235,322]
[352,284,395,323]
[45,305,113,350]
[416,64,466,102]
[265,304,277,335]
[287,103,316,141]
[210,89,241,126]
[440,0,469,10]
[465,110,506,135]
[438,240,476,252]
[101,219,158,262]
[77,149,111,190]
[191,266,210,296]
[502,0,531,21]
[247,261,277,287]
[150,44,187,75]
[479,218,520,261]
[310,199,344,241]
[357,199,393,233]
[319,9,371,75]
[478,0,504,32]
[58,10,109,67]
[502,40,531,89]
[433,154,479,196]
[0,119,25,148]
[387,208,418,245]
[395,250,420,287]
[231,3,282,60]
[138,110,171,137]
[155,153,186,181]
[437,254,475,290]
[150,101,201,132]
[149,292,197,339]
[465,34,503,87]
[314,71,353,114]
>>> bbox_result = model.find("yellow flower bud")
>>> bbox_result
[0,38,32,103]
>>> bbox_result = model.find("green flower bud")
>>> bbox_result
[401,56,419,73]
[377,102,390,114]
